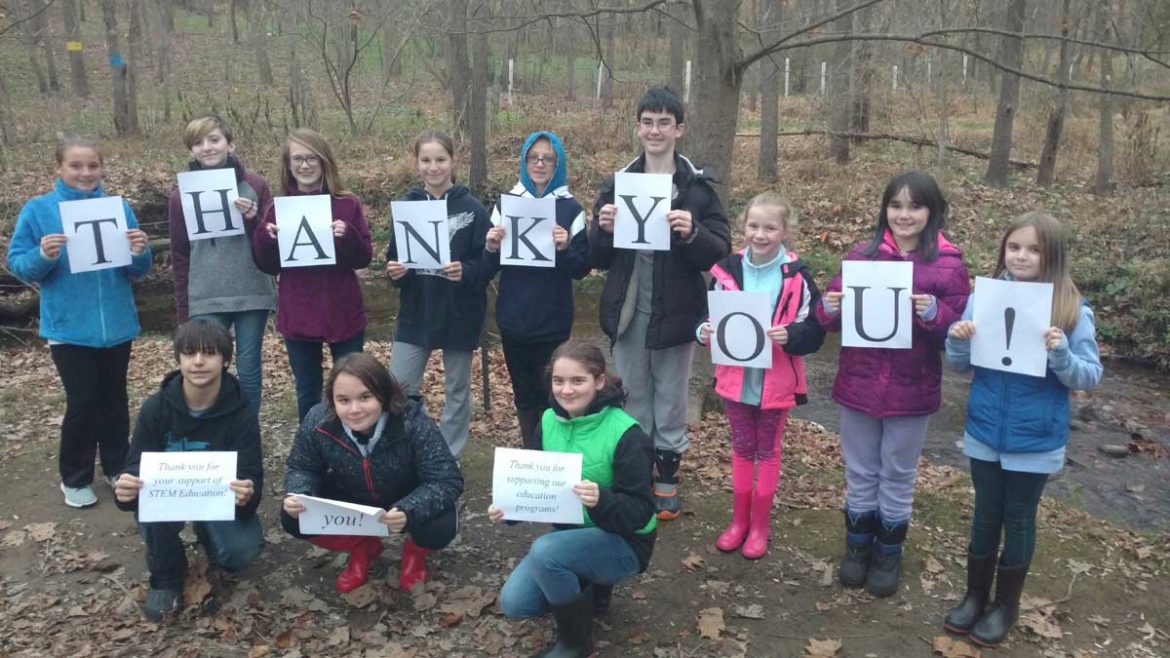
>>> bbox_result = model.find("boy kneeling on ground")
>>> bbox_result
[114,320,265,621]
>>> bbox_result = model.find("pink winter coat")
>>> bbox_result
[815,231,970,418]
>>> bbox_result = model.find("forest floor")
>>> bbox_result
[1,335,1168,658]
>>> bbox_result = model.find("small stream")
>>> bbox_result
[136,278,1170,532]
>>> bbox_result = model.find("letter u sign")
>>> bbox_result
[841,260,914,349]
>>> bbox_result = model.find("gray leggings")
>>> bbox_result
[389,342,472,458]
[838,406,930,523]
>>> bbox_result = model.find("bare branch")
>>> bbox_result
[0,0,58,38]
[740,0,890,71]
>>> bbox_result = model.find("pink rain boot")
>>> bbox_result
[716,455,755,552]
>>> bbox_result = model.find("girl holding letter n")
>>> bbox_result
[250,128,372,423]
[6,136,152,509]
[281,354,463,594]
[815,171,969,597]
[488,341,657,658]
[942,212,1101,647]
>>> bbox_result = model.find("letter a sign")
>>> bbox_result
[707,291,773,368]
[275,195,336,267]
[177,169,244,241]
[498,194,555,268]
[391,199,451,269]
[614,172,672,251]
[841,260,913,349]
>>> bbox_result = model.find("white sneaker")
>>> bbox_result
[60,482,98,508]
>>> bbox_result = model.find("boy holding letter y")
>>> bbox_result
[591,87,731,520]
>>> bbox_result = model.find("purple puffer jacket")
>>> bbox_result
[815,231,970,418]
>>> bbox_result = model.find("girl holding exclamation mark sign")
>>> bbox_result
[943,212,1102,647]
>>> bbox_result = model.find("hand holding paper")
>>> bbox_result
[295,494,390,537]
[491,447,584,524]
[573,481,600,508]
[381,507,407,533]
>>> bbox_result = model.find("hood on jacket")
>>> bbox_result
[518,131,568,198]
[406,184,472,202]
[879,229,962,258]
[158,368,249,419]
[548,380,627,420]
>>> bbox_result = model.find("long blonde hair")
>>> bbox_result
[994,211,1081,332]
[280,128,352,197]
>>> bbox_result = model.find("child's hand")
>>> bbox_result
[386,261,407,280]
[282,494,306,519]
[597,204,616,234]
[823,292,843,315]
[698,322,712,345]
[380,507,407,532]
[767,325,788,345]
[1044,327,1065,351]
[487,505,505,523]
[911,293,935,318]
[229,479,255,507]
[949,321,975,340]
[265,222,279,239]
[114,473,143,503]
[40,233,67,260]
[233,197,260,219]
[667,209,693,239]
[126,229,149,255]
[573,480,600,508]
[485,226,504,253]
[332,220,347,238]
[553,225,569,251]
[443,261,463,282]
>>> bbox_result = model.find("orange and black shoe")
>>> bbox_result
[654,482,682,520]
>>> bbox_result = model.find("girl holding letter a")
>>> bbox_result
[251,128,373,423]
[696,193,825,559]
[942,212,1101,647]
[385,130,492,458]
[6,136,152,509]
[815,171,969,597]
[489,341,657,658]
[281,354,463,594]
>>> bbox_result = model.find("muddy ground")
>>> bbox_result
[1,336,1168,658]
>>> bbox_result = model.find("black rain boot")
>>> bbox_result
[839,509,878,588]
[971,563,1029,648]
[654,449,683,520]
[532,585,595,658]
[866,517,909,598]
[517,408,543,450]
[943,551,997,634]
[592,584,613,615]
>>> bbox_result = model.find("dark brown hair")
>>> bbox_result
[55,135,103,165]
[546,340,625,401]
[173,319,233,367]
[413,129,458,185]
[325,353,407,419]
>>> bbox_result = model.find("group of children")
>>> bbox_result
[6,86,1102,655]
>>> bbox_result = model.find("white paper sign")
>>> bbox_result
[391,199,452,269]
[58,196,132,273]
[498,194,556,268]
[138,451,237,523]
[614,172,672,251]
[491,447,584,524]
[842,260,914,349]
[707,290,774,368]
[296,494,390,537]
[971,277,1054,377]
[276,194,335,267]
[177,169,244,241]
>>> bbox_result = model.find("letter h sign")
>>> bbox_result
[177,169,245,241]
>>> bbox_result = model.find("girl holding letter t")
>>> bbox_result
[816,171,969,597]
[489,341,657,658]
[6,136,152,509]
[942,212,1101,647]
[251,128,372,423]
[696,194,825,559]
[281,354,463,594]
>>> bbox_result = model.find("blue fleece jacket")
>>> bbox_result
[7,179,152,347]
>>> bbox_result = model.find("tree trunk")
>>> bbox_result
[1093,2,1114,195]
[229,0,240,43]
[469,3,490,194]
[850,6,873,140]
[62,0,90,97]
[828,0,852,164]
[101,0,137,136]
[983,0,1026,187]
[565,21,577,100]
[1036,0,1071,187]
[601,18,615,108]
[127,0,143,133]
[22,0,49,94]
[668,3,686,93]
[248,0,274,85]
[757,0,781,182]
[446,0,472,138]
[286,0,312,127]
[30,0,61,92]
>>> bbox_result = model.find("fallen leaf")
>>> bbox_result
[1019,611,1062,639]
[1138,622,1157,641]
[326,625,350,646]
[1066,558,1091,575]
[631,590,648,600]
[438,612,462,628]
[24,522,56,542]
[805,637,842,657]
[341,584,378,609]
[248,645,269,658]
[697,607,724,639]
[734,603,765,619]
[932,635,981,657]
[681,553,706,572]
[0,530,26,547]
[925,556,945,574]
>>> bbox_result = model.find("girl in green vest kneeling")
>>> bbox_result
[489,340,657,658]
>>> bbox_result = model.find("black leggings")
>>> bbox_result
[968,458,1049,567]
[50,342,132,487]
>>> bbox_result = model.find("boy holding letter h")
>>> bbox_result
[114,321,264,621]
[591,87,731,519]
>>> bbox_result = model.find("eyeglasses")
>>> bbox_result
[290,155,320,167]
[526,154,557,166]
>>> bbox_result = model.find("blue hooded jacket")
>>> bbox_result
[7,179,152,347]
[485,131,591,341]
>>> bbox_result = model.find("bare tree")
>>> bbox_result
[302,2,393,136]
[1036,0,1072,186]
[757,0,782,182]
[21,0,49,94]
[469,1,490,192]
[828,0,853,164]
[61,0,89,97]
[668,2,686,92]
[30,0,61,92]
[984,0,1026,187]
[128,0,143,131]
[285,0,314,128]
[447,0,472,137]
[248,0,274,85]
[1093,0,1114,195]
[101,0,139,136]
[601,16,616,107]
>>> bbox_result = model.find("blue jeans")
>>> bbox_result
[285,331,364,422]
[499,527,641,618]
[138,514,264,589]
[191,310,270,418]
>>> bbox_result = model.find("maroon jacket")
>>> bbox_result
[251,188,372,342]
[815,231,969,418]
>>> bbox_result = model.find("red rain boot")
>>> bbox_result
[716,455,755,552]
[741,491,775,560]
[311,535,383,593]
[399,538,431,593]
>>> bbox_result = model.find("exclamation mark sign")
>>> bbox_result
[1002,308,1016,366]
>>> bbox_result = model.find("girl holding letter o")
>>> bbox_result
[696,193,825,559]
[942,212,1101,646]
[6,136,152,509]
[815,171,969,597]
[281,353,463,594]
[250,128,372,423]
[385,130,491,458]
[488,341,656,658]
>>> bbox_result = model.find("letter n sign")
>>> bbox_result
[707,290,773,368]
[841,260,914,349]
[177,169,245,241]
[390,199,451,269]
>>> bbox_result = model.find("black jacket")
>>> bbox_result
[387,185,492,351]
[117,370,264,519]
[590,152,731,349]
[282,401,464,534]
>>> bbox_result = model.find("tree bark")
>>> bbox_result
[22,0,49,94]
[1093,1,1114,195]
[229,0,240,43]
[30,0,61,92]
[62,0,90,97]
[601,18,616,108]
[1036,0,1071,187]
[983,0,1026,187]
[565,17,577,100]
[668,3,686,93]
[248,0,274,85]
[757,0,781,182]
[127,0,143,133]
[828,0,853,164]
[101,0,138,136]
[446,0,472,138]
[469,3,490,194]
[850,5,873,139]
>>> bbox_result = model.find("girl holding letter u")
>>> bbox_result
[942,211,1101,647]
[6,136,152,509]
[816,171,969,597]
[250,128,373,423]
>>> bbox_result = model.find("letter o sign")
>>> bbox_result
[716,312,766,362]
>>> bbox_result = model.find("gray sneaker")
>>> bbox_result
[60,482,97,508]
